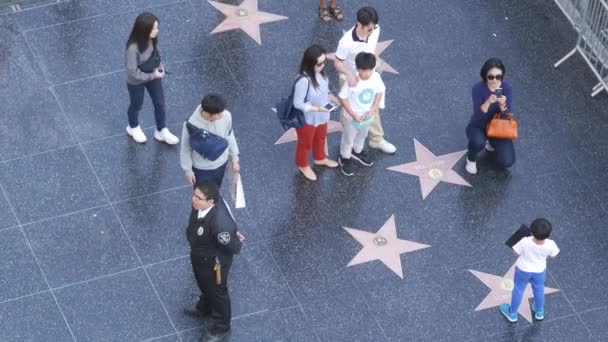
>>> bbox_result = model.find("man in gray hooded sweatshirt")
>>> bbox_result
[180,94,240,188]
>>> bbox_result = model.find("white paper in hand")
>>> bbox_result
[227,162,246,209]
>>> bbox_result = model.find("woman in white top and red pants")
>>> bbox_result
[292,45,339,181]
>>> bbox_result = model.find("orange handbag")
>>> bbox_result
[486,112,518,139]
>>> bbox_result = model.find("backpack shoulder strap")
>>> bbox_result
[294,74,311,102]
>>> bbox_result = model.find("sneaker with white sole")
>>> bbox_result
[485,140,495,152]
[351,149,373,166]
[465,158,477,174]
[531,300,544,320]
[126,125,147,143]
[154,127,179,145]
[339,156,355,176]
[500,304,518,322]
[368,139,396,154]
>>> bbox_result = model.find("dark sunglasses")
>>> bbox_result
[487,74,503,81]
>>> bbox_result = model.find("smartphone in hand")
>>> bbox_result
[494,88,503,97]
[323,102,340,112]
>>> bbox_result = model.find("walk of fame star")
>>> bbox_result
[274,120,342,145]
[326,38,398,74]
[469,263,559,322]
[387,139,471,199]
[343,215,430,279]
[208,0,288,45]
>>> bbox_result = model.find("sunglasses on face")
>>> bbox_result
[487,74,503,81]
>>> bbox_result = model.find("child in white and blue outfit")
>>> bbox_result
[501,218,560,322]
[337,52,385,176]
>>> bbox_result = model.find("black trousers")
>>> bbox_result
[190,254,233,334]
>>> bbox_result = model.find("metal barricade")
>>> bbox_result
[554,0,608,97]
[554,0,589,26]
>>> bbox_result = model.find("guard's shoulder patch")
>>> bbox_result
[217,232,231,245]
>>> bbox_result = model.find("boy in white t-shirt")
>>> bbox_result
[338,52,385,176]
[501,218,560,322]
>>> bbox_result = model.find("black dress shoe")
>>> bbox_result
[183,303,202,318]
[202,330,230,342]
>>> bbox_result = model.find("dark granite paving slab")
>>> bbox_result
[23,10,134,84]
[0,227,47,302]
[302,291,386,342]
[54,269,175,342]
[131,0,184,10]
[22,206,140,288]
[0,291,73,342]
[361,258,573,341]
[0,189,18,230]
[12,0,132,32]
[477,315,592,342]
[579,307,608,341]
[147,243,296,331]
[0,18,77,161]
[82,123,184,202]
[179,306,318,342]
[0,146,107,224]
[114,186,191,265]
[52,70,155,143]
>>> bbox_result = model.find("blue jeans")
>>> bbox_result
[466,124,515,167]
[510,266,546,313]
[192,163,228,189]
[127,79,166,130]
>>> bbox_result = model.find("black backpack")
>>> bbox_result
[275,75,310,130]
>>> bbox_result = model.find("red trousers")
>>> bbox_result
[295,123,328,167]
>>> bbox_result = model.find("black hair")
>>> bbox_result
[357,7,379,26]
[480,57,506,82]
[530,218,552,240]
[126,12,159,52]
[298,44,327,90]
[195,180,219,204]
[201,94,226,114]
[355,52,376,70]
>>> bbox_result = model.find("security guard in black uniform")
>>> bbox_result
[183,180,243,341]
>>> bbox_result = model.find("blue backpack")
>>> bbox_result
[275,75,310,130]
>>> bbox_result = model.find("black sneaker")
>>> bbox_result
[351,149,373,166]
[339,156,355,176]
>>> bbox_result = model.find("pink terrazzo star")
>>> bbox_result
[343,215,430,279]
[208,0,288,45]
[387,139,471,199]
[469,263,559,323]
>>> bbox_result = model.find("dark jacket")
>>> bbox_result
[186,196,242,258]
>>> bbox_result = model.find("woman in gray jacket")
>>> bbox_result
[125,12,178,145]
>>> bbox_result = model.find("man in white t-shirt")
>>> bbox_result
[500,218,560,323]
[338,52,385,176]
[333,6,396,155]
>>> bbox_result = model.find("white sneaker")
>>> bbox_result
[465,158,477,174]
[126,125,147,143]
[369,139,397,154]
[154,127,179,145]
[485,140,495,152]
